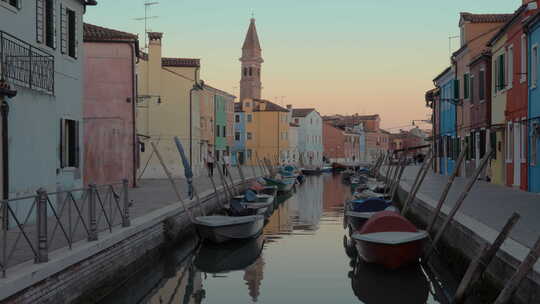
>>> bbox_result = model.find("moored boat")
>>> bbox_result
[351,211,427,269]
[346,198,394,231]
[301,168,320,175]
[194,215,265,244]
[263,176,296,193]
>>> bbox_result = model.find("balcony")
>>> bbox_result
[0,31,54,95]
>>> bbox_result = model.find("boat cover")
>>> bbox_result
[359,211,418,234]
[349,198,392,213]
[352,231,428,245]
[195,215,263,227]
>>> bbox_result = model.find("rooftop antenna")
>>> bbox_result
[134,1,159,51]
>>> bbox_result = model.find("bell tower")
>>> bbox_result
[240,18,263,101]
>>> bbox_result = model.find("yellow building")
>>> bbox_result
[242,98,290,166]
[136,32,203,178]
[489,34,508,185]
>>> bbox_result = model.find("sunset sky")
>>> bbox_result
[86,0,519,130]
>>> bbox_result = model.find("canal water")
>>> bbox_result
[101,174,454,304]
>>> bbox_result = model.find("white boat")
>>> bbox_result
[194,215,265,244]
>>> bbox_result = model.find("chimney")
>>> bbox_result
[259,100,266,111]
[148,32,163,96]
[286,104,292,110]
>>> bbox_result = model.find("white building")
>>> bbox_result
[287,122,299,165]
[0,0,96,221]
[290,107,324,168]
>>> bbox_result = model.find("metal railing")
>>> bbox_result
[0,31,55,94]
[0,180,130,278]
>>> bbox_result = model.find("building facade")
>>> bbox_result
[323,123,346,163]
[83,23,138,187]
[232,103,246,165]
[291,108,324,168]
[434,67,458,176]
[0,0,96,221]
[526,11,540,193]
[136,32,203,178]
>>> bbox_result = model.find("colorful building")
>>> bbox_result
[0,0,96,222]
[433,66,458,176]
[242,98,290,165]
[323,123,346,163]
[202,85,235,163]
[136,32,203,178]
[525,10,540,193]
[453,12,512,179]
[233,103,247,165]
[291,108,324,168]
[83,23,139,187]
[198,86,216,164]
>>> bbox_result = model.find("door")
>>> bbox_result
[238,151,245,165]
[514,121,521,186]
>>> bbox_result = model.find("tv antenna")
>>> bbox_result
[134,1,159,51]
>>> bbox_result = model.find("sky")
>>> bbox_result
[85,0,520,130]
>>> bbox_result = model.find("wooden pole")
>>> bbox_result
[493,236,540,304]
[384,155,393,184]
[425,149,493,259]
[454,213,520,304]
[205,164,221,208]
[426,144,468,235]
[150,142,194,222]
[215,159,232,201]
[390,160,406,202]
[223,161,238,195]
[401,151,433,216]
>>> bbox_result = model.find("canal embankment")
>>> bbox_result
[0,168,261,304]
[386,165,540,304]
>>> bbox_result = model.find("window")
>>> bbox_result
[216,125,220,137]
[243,67,247,76]
[470,75,474,102]
[247,149,252,160]
[294,118,299,124]
[497,53,506,91]
[235,115,240,123]
[60,119,80,168]
[454,79,460,100]
[235,132,240,141]
[62,7,77,58]
[464,73,470,100]
[222,125,226,137]
[479,69,485,101]
[521,35,527,83]
[37,0,56,48]
[508,45,514,88]
[249,67,252,76]
[245,102,250,107]
[532,123,539,166]
[532,45,538,89]
[247,132,252,140]
[247,114,252,122]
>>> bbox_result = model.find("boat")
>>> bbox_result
[332,162,347,172]
[346,198,395,231]
[263,176,296,193]
[320,166,333,173]
[194,214,265,244]
[231,193,275,217]
[350,259,429,303]
[301,168,320,175]
[351,211,428,269]
[194,235,265,273]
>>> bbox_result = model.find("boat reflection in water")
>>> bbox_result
[344,234,431,304]
[194,235,265,274]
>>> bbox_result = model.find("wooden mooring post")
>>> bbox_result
[401,150,433,216]
[215,159,233,201]
[426,144,468,235]
[425,149,493,259]
[493,236,540,304]
[453,212,520,304]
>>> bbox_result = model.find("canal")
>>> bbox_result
[99,174,455,304]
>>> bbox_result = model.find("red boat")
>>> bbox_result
[351,211,427,270]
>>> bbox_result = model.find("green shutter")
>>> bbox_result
[464,74,469,99]
[454,79,460,101]
[499,54,505,90]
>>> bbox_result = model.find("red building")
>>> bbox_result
[83,24,139,186]
[487,2,539,190]
[323,122,346,162]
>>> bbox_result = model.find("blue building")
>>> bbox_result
[526,15,540,193]
[232,103,247,165]
[434,66,457,176]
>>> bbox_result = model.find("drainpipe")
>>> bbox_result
[1,99,8,203]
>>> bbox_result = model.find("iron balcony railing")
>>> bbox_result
[0,30,54,95]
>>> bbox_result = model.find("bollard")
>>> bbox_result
[122,179,131,227]
[35,188,49,263]
[87,184,98,241]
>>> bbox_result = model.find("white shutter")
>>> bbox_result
[53,0,57,49]
[60,4,67,54]
[36,0,44,43]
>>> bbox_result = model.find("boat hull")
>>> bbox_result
[354,238,425,270]
[195,217,264,244]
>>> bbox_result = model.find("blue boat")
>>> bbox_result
[345,198,396,231]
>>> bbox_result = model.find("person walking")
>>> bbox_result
[206,151,214,177]
[223,152,230,176]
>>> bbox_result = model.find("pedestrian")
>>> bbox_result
[223,152,230,176]
[206,151,214,177]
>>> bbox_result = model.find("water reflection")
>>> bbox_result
[100,175,451,304]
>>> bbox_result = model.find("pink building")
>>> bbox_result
[83,24,139,186]
[323,123,345,162]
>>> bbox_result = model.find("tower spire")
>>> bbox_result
[240,17,264,102]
